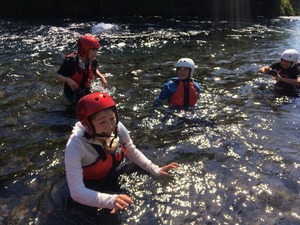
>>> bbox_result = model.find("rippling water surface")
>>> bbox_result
[0,17,300,225]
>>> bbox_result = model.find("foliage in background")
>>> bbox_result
[280,0,295,15]
[0,0,299,19]
[290,0,300,14]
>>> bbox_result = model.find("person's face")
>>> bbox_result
[176,67,190,80]
[88,48,98,60]
[91,108,116,140]
[280,59,293,69]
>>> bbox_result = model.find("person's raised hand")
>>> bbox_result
[159,162,180,177]
[110,194,133,214]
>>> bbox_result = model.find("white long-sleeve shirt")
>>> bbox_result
[64,121,161,209]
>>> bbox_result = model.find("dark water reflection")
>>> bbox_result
[0,17,300,225]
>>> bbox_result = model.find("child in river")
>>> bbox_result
[56,35,108,105]
[258,49,300,96]
[64,92,179,220]
[153,58,201,107]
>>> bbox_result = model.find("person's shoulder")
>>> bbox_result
[191,79,201,91]
[161,77,176,86]
[64,52,78,63]
[117,121,131,143]
[118,121,131,136]
[190,78,199,83]
[167,77,180,84]
[271,61,281,68]
[192,80,200,86]
[295,62,300,72]
[59,53,78,72]
[69,122,86,139]
[117,121,126,129]
[65,134,84,156]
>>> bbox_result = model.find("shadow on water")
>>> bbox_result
[0,17,300,225]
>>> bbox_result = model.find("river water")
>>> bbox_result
[0,16,300,225]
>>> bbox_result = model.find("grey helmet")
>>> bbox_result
[281,49,299,67]
[175,58,195,78]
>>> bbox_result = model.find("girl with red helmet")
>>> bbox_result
[258,49,300,96]
[56,35,108,105]
[64,92,179,217]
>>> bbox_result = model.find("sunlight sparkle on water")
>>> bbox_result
[228,147,241,159]
[292,212,300,220]
[188,135,211,148]
[265,206,274,214]
[40,151,45,156]
[253,183,272,195]
[29,178,36,184]
[48,158,60,168]
[248,171,259,179]
[173,199,192,208]
[223,213,233,220]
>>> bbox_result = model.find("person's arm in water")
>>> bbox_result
[95,69,108,88]
[56,57,79,91]
[259,63,300,86]
[56,73,79,91]
[258,65,272,74]
[275,75,300,86]
[118,122,179,177]
[193,80,201,98]
[153,80,175,106]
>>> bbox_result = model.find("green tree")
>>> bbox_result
[290,0,300,14]
[280,0,295,15]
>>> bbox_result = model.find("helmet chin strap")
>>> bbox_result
[94,127,119,153]
[94,125,118,138]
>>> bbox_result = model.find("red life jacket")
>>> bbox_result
[170,80,198,106]
[82,143,125,180]
[66,53,94,89]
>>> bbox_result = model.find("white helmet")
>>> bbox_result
[175,58,195,77]
[281,49,299,67]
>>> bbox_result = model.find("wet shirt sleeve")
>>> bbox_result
[270,62,281,71]
[297,63,300,78]
[193,81,201,95]
[153,80,176,106]
[64,135,117,209]
[118,122,161,176]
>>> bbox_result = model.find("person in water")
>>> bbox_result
[153,58,201,107]
[56,35,108,105]
[258,49,300,96]
[64,92,179,217]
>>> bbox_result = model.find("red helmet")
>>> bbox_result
[77,35,100,58]
[77,92,117,136]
